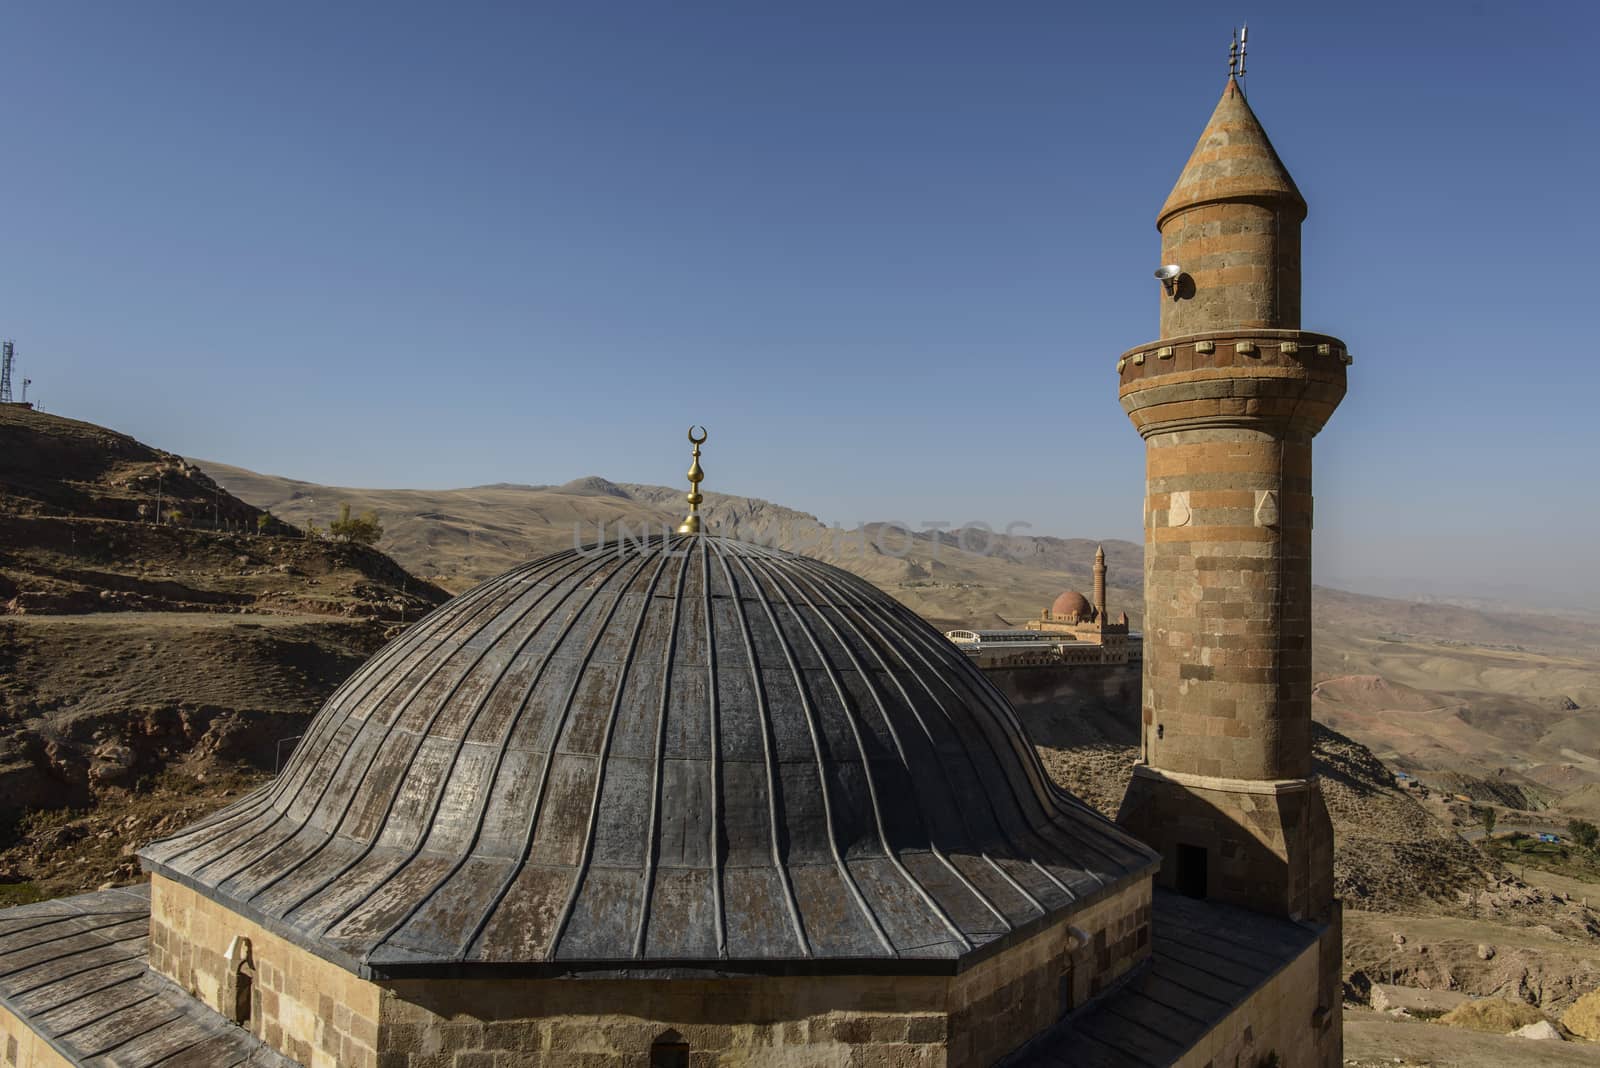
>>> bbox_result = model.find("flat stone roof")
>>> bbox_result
[0,885,294,1067]
[1007,890,1323,1066]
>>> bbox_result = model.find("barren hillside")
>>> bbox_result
[199,461,1144,631]
[0,406,448,900]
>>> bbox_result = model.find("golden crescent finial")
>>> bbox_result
[678,426,707,535]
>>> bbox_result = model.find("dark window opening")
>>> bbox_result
[650,1033,690,1068]
[231,970,253,1025]
[1176,843,1207,899]
[224,936,255,1027]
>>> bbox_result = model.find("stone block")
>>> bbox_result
[1562,989,1600,1040]
[490,1054,546,1068]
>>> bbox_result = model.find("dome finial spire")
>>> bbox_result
[677,425,708,534]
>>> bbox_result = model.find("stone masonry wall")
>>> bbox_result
[379,881,1149,1068]
[150,874,1150,1068]
[947,879,1151,1066]
[0,1004,72,1068]
[1160,201,1302,337]
[1117,767,1333,922]
[1141,428,1314,781]
[1174,920,1340,1068]
[378,973,949,1068]
[982,663,1140,735]
[149,876,383,1068]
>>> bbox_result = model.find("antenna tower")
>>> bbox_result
[0,342,14,404]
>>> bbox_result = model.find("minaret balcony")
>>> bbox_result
[1116,328,1348,438]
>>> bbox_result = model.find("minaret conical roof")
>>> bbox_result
[1157,77,1305,229]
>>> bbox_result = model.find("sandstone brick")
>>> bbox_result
[490,1054,545,1068]
[145,844,1149,1068]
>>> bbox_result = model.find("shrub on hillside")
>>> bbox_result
[1437,998,1547,1034]
[329,503,383,546]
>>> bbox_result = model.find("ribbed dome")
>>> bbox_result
[1157,77,1306,229]
[1050,591,1094,621]
[142,537,1153,977]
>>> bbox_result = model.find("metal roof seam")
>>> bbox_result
[545,546,676,956]
[160,556,560,874]
[460,543,660,961]
[303,549,640,941]
[631,538,695,959]
[705,538,810,957]
[775,550,1064,918]
[728,548,895,958]
[776,553,1084,904]
[217,553,591,903]
[746,549,974,952]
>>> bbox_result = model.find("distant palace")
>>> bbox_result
[946,544,1141,667]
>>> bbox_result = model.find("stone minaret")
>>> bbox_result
[1115,75,1349,935]
[1092,544,1107,621]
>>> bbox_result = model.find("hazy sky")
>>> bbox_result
[3,3,1597,606]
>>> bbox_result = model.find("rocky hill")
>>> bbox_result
[199,460,1144,633]
[1011,675,1494,913]
[2,406,445,618]
[0,405,448,900]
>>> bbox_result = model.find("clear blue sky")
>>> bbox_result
[3,3,1597,608]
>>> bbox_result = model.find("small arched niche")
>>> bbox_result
[650,1029,690,1068]
[222,935,255,1025]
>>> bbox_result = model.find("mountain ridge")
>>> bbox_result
[199,457,1600,828]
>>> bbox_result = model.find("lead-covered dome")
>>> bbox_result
[142,536,1153,976]
[1050,590,1094,621]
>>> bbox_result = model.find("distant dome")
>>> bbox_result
[1051,590,1094,620]
[142,537,1151,976]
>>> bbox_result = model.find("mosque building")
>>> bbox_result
[946,546,1140,669]
[0,54,1347,1068]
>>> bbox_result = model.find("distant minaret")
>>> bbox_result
[1092,544,1107,622]
[1115,66,1349,933]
